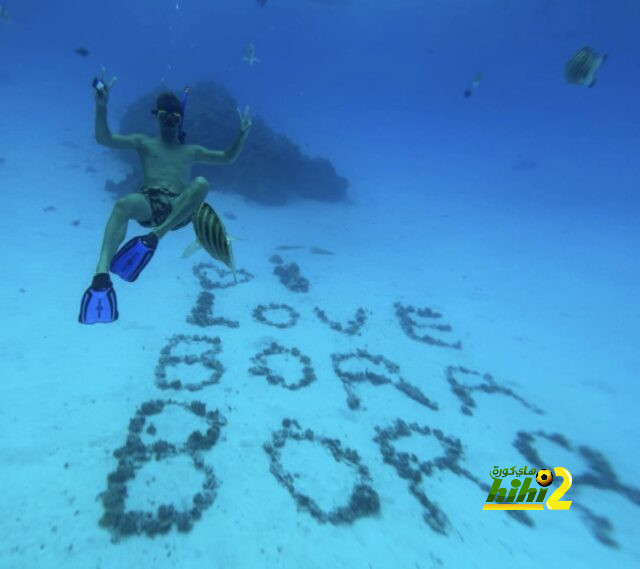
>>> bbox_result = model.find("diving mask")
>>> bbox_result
[156,109,182,125]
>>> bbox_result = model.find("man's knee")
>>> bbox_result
[194,176,208,188]
[113,196,133,217]
[191,176,209,200]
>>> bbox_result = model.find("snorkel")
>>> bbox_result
[178,85,190,144]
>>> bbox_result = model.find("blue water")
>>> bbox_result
[1,1,639,568]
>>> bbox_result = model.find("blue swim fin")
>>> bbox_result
[79,273,118,324]
[110,233,158,282]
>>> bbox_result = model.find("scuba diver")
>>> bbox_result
[79,68,252,324]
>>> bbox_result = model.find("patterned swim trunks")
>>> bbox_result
[137,187,191,230]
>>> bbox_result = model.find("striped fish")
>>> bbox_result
[565,46,607,87]
[182,202,236,280]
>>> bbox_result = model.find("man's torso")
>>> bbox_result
[138,137,196,193]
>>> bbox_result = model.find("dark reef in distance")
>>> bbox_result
[106,82,349,205]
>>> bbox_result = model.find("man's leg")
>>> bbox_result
[95,193,152,274]
[153,177,209,239]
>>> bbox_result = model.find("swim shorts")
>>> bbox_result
[137,187,191,230]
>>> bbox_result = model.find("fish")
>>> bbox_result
[565,46,607,88]
[74,47,90,57]
[464,73,482,98]
[309,0,351,5]
[257,0,350,5]
[276,245,304,250]
[243,43,260,66]
[310,246,334,255]
[182,202,236,279]
[513,158,538,172]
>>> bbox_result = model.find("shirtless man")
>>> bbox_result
[79,69,251,324]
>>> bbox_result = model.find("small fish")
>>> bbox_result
[74,47,90,57]
[257,0,348,4]
[182,202,236,279]
[513,158,538,172]
[0,6,9,21]
[276,245,304,250]
[565,46,607,88]
[310,246,334,255]
[243,43,260,66]
[309,0,350,4]
[223,211,237,220]
[464,73,482,98]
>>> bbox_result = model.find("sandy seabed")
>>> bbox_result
[1,96,639,569]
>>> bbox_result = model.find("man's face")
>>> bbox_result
[157,109,181,136]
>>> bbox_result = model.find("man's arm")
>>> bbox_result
[95,102,144,150]
[92,68,144,151]
[193,130,250,165]
[193,105,252,165]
